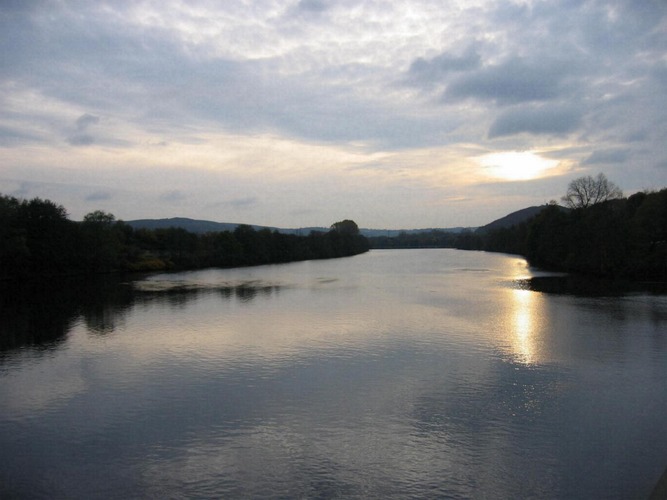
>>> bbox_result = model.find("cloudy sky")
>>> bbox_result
[1,0,666,229]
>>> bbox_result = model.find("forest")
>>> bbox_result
[2,175,665,281]
[0,195,369,279]
[370,179,667,282]
[479,187,667,281]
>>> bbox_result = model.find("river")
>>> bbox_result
[1,249,666,499]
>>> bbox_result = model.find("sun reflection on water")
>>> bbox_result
[510,288,540,365]
[495,256,549,365]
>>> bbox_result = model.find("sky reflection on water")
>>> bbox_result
[1,250,666,499]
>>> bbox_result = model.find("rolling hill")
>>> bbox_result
[125,205,554,238]
[125,218,471,237]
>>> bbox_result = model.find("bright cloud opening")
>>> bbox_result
[477,151,559,181]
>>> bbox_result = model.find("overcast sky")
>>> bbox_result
[1,0,666,229]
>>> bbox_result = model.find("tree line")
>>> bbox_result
[370,176,666,281]
[0,195,369,279]
[481,187,667,281]
[369,229,481,250]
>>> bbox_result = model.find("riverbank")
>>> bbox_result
[369,188,667,283]
[0,194,370,279]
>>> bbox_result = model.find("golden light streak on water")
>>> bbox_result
[510,288,539,365]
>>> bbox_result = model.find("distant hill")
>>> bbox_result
[126,218,275,234]
[478,205,564,232]
[125,218,471,237]
[361,227,470,237]
[126,206,563,238]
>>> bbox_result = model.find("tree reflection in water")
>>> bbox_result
[0,275,283,351]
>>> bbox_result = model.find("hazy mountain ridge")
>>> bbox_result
[125,206,544,237]
[477,205,559,232]
[127,218,271,234]
[126,218,474,237]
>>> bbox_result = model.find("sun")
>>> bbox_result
[477,151,558,181]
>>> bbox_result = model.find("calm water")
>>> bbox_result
[1,249,666,499]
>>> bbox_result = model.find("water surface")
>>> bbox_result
[1,249,666,498]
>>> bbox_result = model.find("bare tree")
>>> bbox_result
[561,173,623,209]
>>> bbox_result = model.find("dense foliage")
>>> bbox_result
[485,189,667,280]
[0,195,369,278]
[369,229,480,250]
[370,188,667,281]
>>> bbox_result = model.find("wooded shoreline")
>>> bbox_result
[369,187,667,282]
[0,194,369,279]
[2,186,666,282]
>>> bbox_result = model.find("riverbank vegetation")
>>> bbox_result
[0,195,369,279]
[2,175,664,281]
[370,179,666,282]
[481,187,667,281]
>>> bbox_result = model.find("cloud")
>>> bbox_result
[12,181,35,197]
[67,113,100,146]
[228,197,258,209]
[159,190,187,203]
[1,2,461,150]
[406,46,481,87]
[68,134,95,146]
[0,0,45,15]
[294,0,331,14]
[210,196,259,211]
[444,58,573,105]
[85,190,112,202]
[0,125,42,146]
[583,148,630,165]
[488,105,582,138]
[76,113,99,131]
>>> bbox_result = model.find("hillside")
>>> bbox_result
[127,218,272,234]
[478,205,555,232]
[126,218,471,237]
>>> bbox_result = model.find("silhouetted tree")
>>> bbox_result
[83,210,116,225]
[80,210,122,272]
[561,173,623,209]
[628,188,667,279]
[330,219,360,235]
[19,197,76,274]
[0,195,30,277]
[329,220,369,256]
